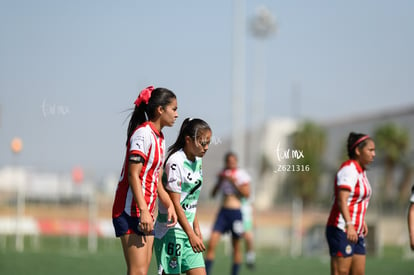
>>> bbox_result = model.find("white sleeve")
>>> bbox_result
[236,170,251,186]
[129,127,151,158]
[336,165,358,191]
[164,157,182,193]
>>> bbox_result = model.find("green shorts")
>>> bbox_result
[154,230,205,274]
[241,202,253,232]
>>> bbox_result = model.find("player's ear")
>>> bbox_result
[184,135,192,145]
[156,105,163,115]
[355,146,361,157]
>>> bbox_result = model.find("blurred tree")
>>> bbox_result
[399,160,413,202]
[374,123,410,203]
[288,121,326,205]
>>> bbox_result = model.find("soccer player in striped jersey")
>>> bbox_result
[112,86,178,275]
[326,132,375,275]
[154,118,212,275]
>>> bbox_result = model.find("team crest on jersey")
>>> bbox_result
[169,257,178,269]
[345,244,352,255]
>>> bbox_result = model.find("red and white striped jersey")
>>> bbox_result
[327,160,372,235]
[112,121,165,219]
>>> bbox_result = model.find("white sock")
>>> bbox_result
[246,251,256,263]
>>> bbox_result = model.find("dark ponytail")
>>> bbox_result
[166,118,211,162]
[126,87,176,146]
[347,132,371,159]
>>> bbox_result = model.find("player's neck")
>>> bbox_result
[149,120,162,133]
[183,148,196,162]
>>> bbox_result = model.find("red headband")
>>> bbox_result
[134,86,154,107]
[351,135,370,150]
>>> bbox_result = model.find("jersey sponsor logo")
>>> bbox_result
[168,177,178,184]
[188,180,202,195]
[182,202,197,211]
[133,135,145,146]
[171,163,177,170]
[186,172,192,181]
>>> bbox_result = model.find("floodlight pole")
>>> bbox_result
[231,0,246,167]
[248,6,276,199]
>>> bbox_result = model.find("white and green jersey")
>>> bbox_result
[155,149,203,239]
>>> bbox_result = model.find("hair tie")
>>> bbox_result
[351,135,370,150]
[134,86,154,107]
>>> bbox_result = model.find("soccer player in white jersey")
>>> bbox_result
[408,185,414,251]
[112,86,178,275]
[205,152,251,275]
[326,132,376,275]
[155,118,212,275]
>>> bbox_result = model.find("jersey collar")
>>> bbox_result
[351,159,364,173]
[145,121,164,138]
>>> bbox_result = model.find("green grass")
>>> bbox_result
[0,236,413,274]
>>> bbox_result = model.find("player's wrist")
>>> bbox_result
[139,207,150,214]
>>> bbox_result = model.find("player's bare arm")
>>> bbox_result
[128,162,153,233]
[169,191,205,253]
[157,170,177,227]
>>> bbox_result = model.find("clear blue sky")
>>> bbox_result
[1,0,413,178]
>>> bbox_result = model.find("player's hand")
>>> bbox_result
[139,209,153,234]
[194,226,203,241]
[346,224,358,243]
[362,221,368,237]
[189,233,205,253]
[166,204,178,228]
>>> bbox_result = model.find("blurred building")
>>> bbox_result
[203,104,414,211]
[202,117,298,210]
[0,166,93,203]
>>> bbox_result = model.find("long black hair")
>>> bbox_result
[347,132,372,159]
[166,117,211,163]
[126,87,176,146]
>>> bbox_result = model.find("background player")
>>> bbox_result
[326,132,375,275]
[154,118,212,275]
[112,86,178,275]
[205,152,251,275]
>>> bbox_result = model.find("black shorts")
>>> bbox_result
[112,211,154,237]
[325,226,366,257]
[212,208,244,239]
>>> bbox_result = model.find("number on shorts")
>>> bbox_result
[167,242,181,256]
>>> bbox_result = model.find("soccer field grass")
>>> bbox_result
[0,236,413,274]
